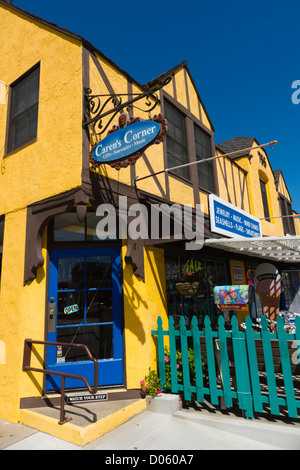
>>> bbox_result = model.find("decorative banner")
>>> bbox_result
[209,194,262,239]
[214,285,250,310]
[90,113,167,170]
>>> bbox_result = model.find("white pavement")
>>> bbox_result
[2,406,300,451]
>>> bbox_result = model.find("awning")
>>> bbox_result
[204,235,300,263]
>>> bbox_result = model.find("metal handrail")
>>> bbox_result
[23,338,98,424]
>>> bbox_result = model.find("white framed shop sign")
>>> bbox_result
[209,194,262,239]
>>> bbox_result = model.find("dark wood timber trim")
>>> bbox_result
[90,52,115,95]
[24,188,90,285]
[82,46,91,189]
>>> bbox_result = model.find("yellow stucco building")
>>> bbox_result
[0,0,299,435]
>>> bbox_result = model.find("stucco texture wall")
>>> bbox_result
[0,210,48,422]
[0,5,84,422]
[0,6,83,215]
[122,245,168,389]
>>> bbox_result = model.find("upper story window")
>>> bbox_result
[164,100,189,179]
[279,195,296,235]
[260,178,270,222]
[7,64,40,154]
[194,125,214,192]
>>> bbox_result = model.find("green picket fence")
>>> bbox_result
[151,315,300,419]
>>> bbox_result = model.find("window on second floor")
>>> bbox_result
[164,100,189,179]
[260,179,270,222]
[7,64,40,154]
[279,195,296,235]
[194,125,214,192]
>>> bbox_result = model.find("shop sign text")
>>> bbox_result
[209,194,261,239]
[92,120,161,164]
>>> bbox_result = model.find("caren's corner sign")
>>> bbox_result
[90,113,167,170]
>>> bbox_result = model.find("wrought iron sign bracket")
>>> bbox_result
[83,75,172,138]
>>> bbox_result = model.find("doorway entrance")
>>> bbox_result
[46,247,123,391]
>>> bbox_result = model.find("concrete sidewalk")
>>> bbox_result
[2,397,300,450]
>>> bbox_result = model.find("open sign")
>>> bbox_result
[64,304,79,315]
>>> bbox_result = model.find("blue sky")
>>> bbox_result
[13,0,300,210]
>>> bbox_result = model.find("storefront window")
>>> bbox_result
[165,253,230,328]
[53,210,115,242]
[245,264,263,318]
[281,270,300,312]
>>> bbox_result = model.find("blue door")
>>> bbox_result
[46,247,123,391]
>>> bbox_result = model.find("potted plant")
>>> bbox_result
[176,270,201,295]
[140,368,163,398]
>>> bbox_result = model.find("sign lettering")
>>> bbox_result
[209,194,262,239]
[93,120,161,164]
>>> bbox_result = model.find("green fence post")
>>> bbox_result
[156,316,166,388]
[204,315,219,406]
[245,315,263,413]
[277,315,297,418]
[295,316,300,369]
[191,316,204,403]
[218,315,233,408]
[169,316,179,394]
[180,316,191,401]
[261,316,280,416]
[231,316,254,419]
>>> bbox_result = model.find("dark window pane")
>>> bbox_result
[58,257,84,290]
[287,203,296,235]
[195,125,214,192]
[86,256,112,289]
[86,213,99,240]
[260,179,270,221]
[8,66,40,152]
[0,219,4,246]
[164,100,189,179]
[86,290,113,323]
[54,214,85,241]
[57,325,113,362]
[279,196,289,234]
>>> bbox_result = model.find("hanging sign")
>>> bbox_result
[209,194,262,239]
[90,113,167,170]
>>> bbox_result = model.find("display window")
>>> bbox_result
[165,253,230,329]
[281,269,300,313]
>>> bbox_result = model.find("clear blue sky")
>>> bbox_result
[13,0,300,211]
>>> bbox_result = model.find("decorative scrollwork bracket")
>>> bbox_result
[83,75,172,139]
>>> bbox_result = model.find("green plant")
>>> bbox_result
[163,347,208,401]
[140,368,162,398]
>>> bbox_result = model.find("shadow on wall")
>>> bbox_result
[123,246,167,346]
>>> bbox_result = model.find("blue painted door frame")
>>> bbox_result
[46,247,123,391]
